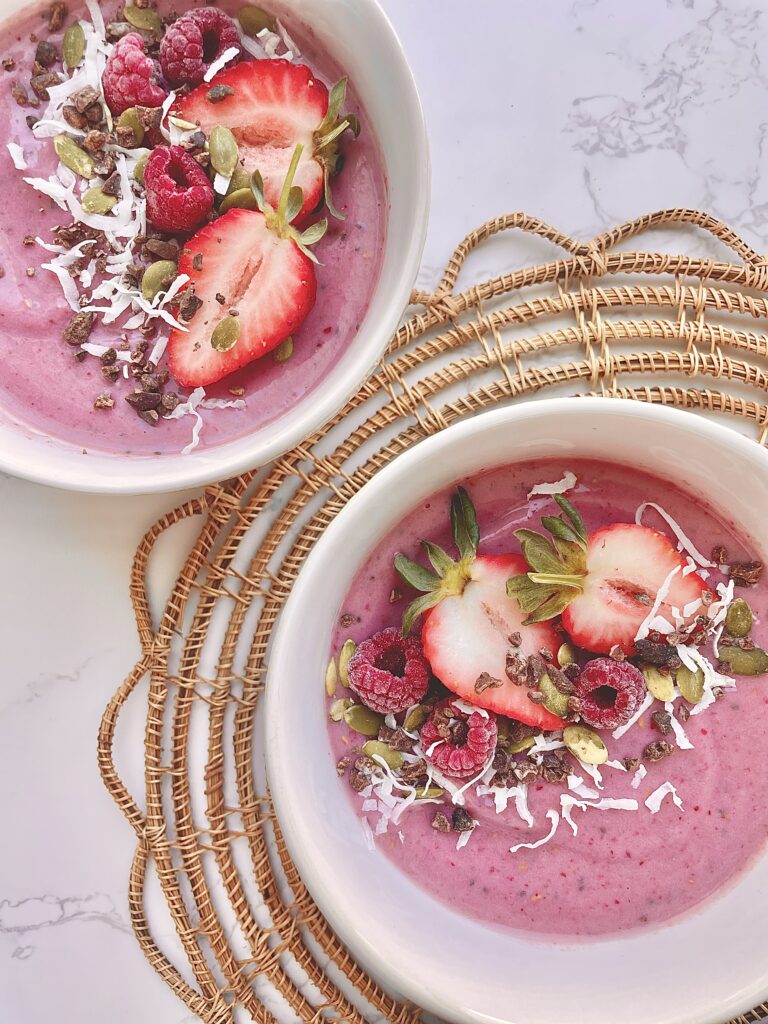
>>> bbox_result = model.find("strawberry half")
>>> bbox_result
[394,489,564,731]
[176,60,359,221]
[168,144,326,386]
[507,497,714,656]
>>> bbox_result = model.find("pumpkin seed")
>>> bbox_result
[209,124,239,177]
[563,724,609,766]
[54,135,95,178]
[133,151,150,185]
[403,704,430,732]
[117,107,145,147]
[538,673,569,718]
[219,187,259,213]
[124,5,163,32]
[343,704,384,737]
[239,5,277,36]
[508,735,536,754]
[338,639,356,687]
[81,187,117,214]
[272,337,293,363]
[324,658,337,697]
[725,598,753,638]
[363,741,404,771]
[676,665,705,704]
[141,260,178,302]
[718,645,768,676]
[557,642,576,666]
[227,167,251,194]
[329,697,354,722]
[415,785,444,800]
[211,316,240,353]
[643,665,676,702]
[63,22,86,69]
[168,115,199,132]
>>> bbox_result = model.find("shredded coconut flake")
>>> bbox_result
[452,698,489,718]
[510,809,559,854]
[636,502,715,567]
[634,564,681,641]
[456,821,479,851]
[645,782,684,814]
[631,764,647,789]
[527,471,577,499]
[664,698,694,749]
[204,45,240,81]
[612,691,654,740]
[7,143,26,170]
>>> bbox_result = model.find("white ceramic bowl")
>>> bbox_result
[267,398,768,1024]
[0,0,428,494]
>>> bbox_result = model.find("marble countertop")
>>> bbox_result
[3,1,767,1021]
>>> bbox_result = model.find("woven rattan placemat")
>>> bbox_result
[99,208,768,1024]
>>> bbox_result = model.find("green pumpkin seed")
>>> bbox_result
[557,642,576,666]
[563,724,609,766]
[643,665,676,703]
[324,658,337,697]
[168,115,199,132]
[507,735,536,754]
[133,152,150,185]
[81,187,117,214]
[209,125,239,177]
[219,187,259,213]
[725,598,753,638]
[676,665,705,704]
[538,673,569,718]
[211,316,241,353]
[141,260,178,302]
[338,639,356,687]
[63,22,86,69]
[272,337,293,363]
[227,167,251,194]
[54,135,95,179]
[363,741,404,771]
[117,107,145,147]
[718,645,768,676]
[403,704,430,732]
[329,697,354,722]
[239,5,277,35]
[124,5,163,32]
[343,704,384,737]
[415,785,444,800]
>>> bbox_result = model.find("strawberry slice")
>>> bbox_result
[561,524,713,655]
[506,497,714,656]
[394,490,564,730]
[176,60,358,221]
[168,144,326,387]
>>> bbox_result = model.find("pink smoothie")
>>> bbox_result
[0,0,386,454]
[329,458,768,939]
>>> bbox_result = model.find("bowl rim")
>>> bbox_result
[0,0,430,494]
[266,397,768,1024]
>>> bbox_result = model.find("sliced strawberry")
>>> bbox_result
[169,208,316,386]
[177,60,328,221]
[421,554,564,730]
[560,524,714,655]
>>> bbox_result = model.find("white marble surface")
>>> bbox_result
[3,1,768,1021]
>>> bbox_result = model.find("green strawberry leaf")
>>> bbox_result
[541,516,582,546]
[451,486,480,560]
[421,540,453,577]
[402,590,442,635]
[555,495,588,546]
[394,553,440,593]
[522,587,576,624]
[514,529,563,575]
[506,574,558,613]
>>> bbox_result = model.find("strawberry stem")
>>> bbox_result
[528,572,585,590]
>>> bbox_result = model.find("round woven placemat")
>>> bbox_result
[99,208,768,1024]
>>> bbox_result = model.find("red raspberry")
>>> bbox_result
[159,7,242,88]
[347,627,430,715]
[573,658,646,730]
[143,146,214,233]
[420,699,498,779]
[102,33,168,116]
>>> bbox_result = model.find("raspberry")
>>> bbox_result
[420,699,498,779]
[159,8,242,88]
[573,658,646,730]
[347,627,430,715]
[102,33,168,116]
[143,146,214,233]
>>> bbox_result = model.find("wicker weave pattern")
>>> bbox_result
[99,209,768,1024]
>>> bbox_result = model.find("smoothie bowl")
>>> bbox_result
[0,0,427,492]
[267,399,768,1024]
